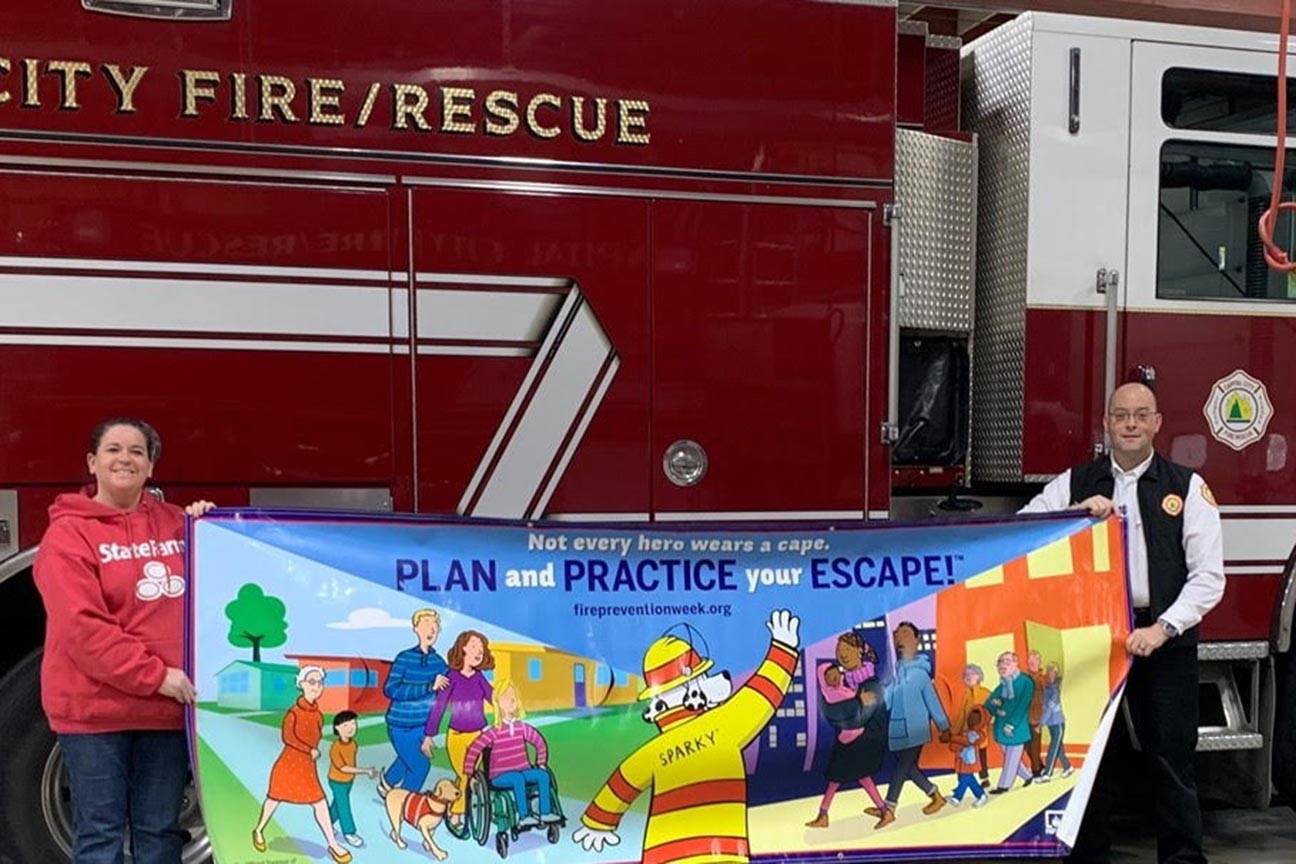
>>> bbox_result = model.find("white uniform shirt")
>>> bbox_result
[1019,455,1225,632]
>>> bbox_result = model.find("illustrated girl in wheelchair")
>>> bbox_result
[457,679,566,857]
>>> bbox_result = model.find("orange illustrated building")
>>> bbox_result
[928,516,1131,771]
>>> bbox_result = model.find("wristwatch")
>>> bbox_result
[1158,618,1179,639]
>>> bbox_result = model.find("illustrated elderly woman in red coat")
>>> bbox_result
[252,665,353,864]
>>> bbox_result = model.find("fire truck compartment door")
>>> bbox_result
[649,200,870,519]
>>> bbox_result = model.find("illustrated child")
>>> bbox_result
[947,707,989,807]
[1035,662,1074,782]
[463,679,559,827]
[327,710,381,848]
[808,632,888,828]
[423,630,495,826]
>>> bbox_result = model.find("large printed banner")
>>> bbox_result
[188,511,1132,864]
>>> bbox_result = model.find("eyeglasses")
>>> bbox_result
[1108,409,1157,424]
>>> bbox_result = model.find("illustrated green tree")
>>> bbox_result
[225,583,288,662]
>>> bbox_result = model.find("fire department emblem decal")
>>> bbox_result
[1203,370,1273,451]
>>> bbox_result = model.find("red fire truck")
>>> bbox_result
[0,1,1291,861]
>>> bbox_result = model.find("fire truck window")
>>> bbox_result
[1162,68,1296,134]
[1158,141,1296,302]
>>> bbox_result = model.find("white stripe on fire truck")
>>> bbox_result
[391,288,565,344]
[1222,518,1296,563]
[459,289,618,520]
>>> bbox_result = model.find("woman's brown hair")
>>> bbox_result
[447,630,496,672]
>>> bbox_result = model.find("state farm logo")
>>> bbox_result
[1203,369,1273,452]
[136,560,185,602]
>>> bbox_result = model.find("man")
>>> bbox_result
[986,651,1034,794]
[953,664,992,787]
[877,621,949,828]
[380,608,450,794]
[1021,382,1224,864]
[1025,650,1046,776]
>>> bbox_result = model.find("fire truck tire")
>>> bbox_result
[0,649,70,864]
[1276,652,1296,804]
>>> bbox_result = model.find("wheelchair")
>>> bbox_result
[447,745,567,857]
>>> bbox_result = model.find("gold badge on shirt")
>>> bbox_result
[1200,483,1218,508]
[1161,493,1184,517]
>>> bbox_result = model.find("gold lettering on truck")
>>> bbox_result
[308,77,345,125]
[102,64,148,113]
[180,69,219,117]
[0,58,10,106]
[440,86,475,134]
[526,93,561,139]
[484,90,519,136]
[258,75,298,123]
[392,83,431,131]
[48,61,92,110]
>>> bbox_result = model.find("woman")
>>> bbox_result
[462,679,558,827]
[32,417,213,864]
[806,632,888,828]
[423,630,495,825]
[252,666,352,864]
[1036,662,1074,781]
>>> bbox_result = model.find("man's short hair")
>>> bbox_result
[996,651,1018,666]
[412,608,441,628]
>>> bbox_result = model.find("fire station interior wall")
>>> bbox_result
[0,170,398,489]
[649,200,870,516]
[1021,27,1132,477]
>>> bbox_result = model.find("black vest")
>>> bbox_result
[1069,453,1198,648]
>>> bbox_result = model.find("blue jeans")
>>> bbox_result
[328,779,356,834]
[1045,722,1072,774]
[492,768,552,818]
[384,724,430,790]
[952,771,986,802]
[59,731,189,864]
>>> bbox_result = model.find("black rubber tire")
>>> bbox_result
[546,824,560,844]
[495,831,509,858]
[1275,651,1296,805]
[0,650,70,864]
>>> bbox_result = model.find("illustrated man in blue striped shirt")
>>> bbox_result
[380,608,450,794]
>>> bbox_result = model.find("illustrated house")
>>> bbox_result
[489,642,642,711]
[215,660,298,712]
[286,654,393,715]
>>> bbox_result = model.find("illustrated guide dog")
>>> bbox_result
[381,777,461,859]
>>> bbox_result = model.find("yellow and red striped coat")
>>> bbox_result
[581,638,799,864]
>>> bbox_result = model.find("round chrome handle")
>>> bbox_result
[662,439,707,487]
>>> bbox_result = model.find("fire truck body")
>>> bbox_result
[0,1,1292,861]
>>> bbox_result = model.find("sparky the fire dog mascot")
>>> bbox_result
[573,609,801,864]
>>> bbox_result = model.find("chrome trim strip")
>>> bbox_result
[654,510,864,521]
[0,547,37,586]
[403,175,877,209]
[927,34,963,50]
[0,153,395,185]
[0,128,891,189]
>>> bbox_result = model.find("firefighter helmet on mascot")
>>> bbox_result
[637,627,714,700]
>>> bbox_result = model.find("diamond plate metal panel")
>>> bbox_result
[963,14,1033,484]
[895,129,977,333]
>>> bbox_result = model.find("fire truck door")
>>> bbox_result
[1125,40,1296,631]
[406,187,650,520]
[0,170,398,497]
[648,200,871,519]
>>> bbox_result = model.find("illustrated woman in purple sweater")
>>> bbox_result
[463,680,558,827]
[422,630,495,824]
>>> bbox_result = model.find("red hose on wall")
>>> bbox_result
[1258,0,1296,271]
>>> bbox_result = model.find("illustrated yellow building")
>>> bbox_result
[490,642,642,711]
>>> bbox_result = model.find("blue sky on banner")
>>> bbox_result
[194,514,1093,674]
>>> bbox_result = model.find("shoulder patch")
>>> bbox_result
[1200,483,1217,508]
[1161,493,1184,517]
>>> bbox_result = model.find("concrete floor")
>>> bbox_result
[1112,804,1296,863]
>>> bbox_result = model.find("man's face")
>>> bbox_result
[1105,384,1161,463]
[893,625,917,659]
[414,616,440,645]
[998,655,1018,678]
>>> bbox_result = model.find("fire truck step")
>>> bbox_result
[1198,641,1270,661]
[1196,730,1265,752]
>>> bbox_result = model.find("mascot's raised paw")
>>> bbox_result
[767,609,801,649]
[572,826,620,853]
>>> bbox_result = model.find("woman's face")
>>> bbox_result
[835,638,862,670]
[464,636,485,669]
[87,425,152,501]
[301,673,325,703]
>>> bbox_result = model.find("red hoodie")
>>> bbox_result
[33,490,188,734]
